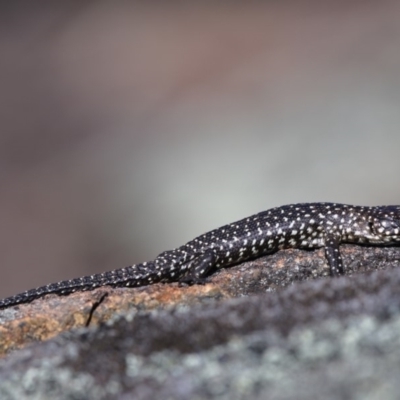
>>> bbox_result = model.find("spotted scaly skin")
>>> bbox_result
[1,202,400,309]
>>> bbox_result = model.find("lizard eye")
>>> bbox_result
[368,221,376,234]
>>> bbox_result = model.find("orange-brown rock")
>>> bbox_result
[1,245,399,356]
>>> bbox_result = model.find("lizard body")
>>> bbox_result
[1,202,400,309]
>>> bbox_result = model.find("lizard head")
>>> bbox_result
[368,206,400,243]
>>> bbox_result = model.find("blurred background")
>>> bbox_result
[1,0,400,298]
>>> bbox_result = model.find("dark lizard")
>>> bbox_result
[1,202,400,309]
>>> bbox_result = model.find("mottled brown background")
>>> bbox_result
[1,0,400,298]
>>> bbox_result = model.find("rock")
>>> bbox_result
[1,245,400,399]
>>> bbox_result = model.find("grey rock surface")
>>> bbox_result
[2,255,400,399]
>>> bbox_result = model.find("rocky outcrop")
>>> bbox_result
[1,245,400,399]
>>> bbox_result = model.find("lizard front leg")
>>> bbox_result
[324,233,344,276]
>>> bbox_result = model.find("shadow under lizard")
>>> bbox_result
[1,202,400,309]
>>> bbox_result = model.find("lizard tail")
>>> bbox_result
[0,262,169,309]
